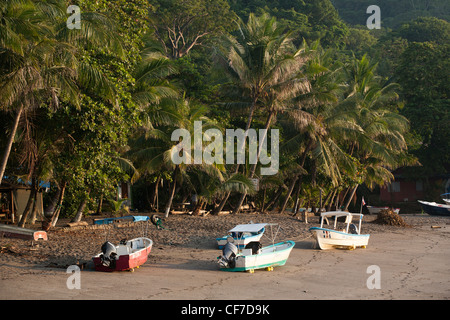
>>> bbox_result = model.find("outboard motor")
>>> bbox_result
[100,241,117,269]
[245,241,262,254]
[349,223,359,234]
[218,241,238,269]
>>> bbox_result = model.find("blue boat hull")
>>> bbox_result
[418,201,450,216]
[93,215,150,225]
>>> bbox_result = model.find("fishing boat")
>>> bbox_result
[92,237,153,272]
[441,193,450,205]
[216,223,267,249]
[367,206,400,215]
[418,200,450,216]
[309,211,370,250]
[93,215,150,225]
[217,223,295,273]
[0,224,47,241]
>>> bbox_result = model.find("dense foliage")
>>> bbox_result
[0,0,448,225]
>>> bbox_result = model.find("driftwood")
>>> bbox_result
[65,221,88,228]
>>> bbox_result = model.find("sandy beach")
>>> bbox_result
[1,212,449,301]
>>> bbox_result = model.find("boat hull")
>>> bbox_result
[0,224,47,241]
[220,240,295,272]
[418,201,450,216]
[93,237,152,272]
[309,227,370,250]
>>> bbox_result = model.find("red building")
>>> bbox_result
[379,168,450,204]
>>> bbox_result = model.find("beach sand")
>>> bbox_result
[0,212,449,300]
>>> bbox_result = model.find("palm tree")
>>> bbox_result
[131,48,179,119]
[130,98,232,217]
[274,45,356,213]
[337,54,416,210]
[214,13,310,214]
[216,13,296,132]
[0,0,80,184]
[0,0,124,185]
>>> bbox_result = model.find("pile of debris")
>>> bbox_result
[374,208,409,227]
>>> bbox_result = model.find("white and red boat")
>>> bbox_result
[93,237,152,272]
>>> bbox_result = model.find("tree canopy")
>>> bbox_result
[0,0,447,225]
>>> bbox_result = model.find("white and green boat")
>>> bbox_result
[217,224,295,273]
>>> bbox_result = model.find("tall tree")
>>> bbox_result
[213,12,305,213]
[149,0,236,59]
[0,0,79,184]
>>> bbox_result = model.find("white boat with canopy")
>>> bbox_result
[309,211,370,250]
[216,223,267,249]
[217,223,295,273]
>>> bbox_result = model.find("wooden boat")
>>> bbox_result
[309,211,370,250]
[216,223,266,249]
[367,206,400,214]
[418,200,450,216]
[0,224,47,241]
[92,237,152,272]
[218,240,295,273]
[218,223,295,273]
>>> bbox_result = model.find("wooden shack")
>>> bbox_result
[0,182,44,224]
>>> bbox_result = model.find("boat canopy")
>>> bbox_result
[320,211,364,234]
[228,223,268,233]
[320,211,363,218]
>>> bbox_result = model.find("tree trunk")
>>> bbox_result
[278,139,311,214]
[293,198,305,217]
[213,97,259,215]
[45,183,61,217]
[326,188,337,211]
[96,194,103,215]
[29,187,40,225]
[265,186,283,211]
[317,187,323,215]
[293,180,302,214]
[193,199,204,216]
[279,177,298,213]
[232,111,275,214]
[153,176,161,212]
[18,178,37,227]
[50,182,67,227]
[0,106,24,185]
[72,190,90,223]
[260,187,266,212]
[343,185,358,211]
[339,187,351,209]
[164,166,178,218]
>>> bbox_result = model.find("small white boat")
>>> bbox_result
[309,211,370,250]
[367,206,400,214]
[218,224,295,273]
[216,223,266,249]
